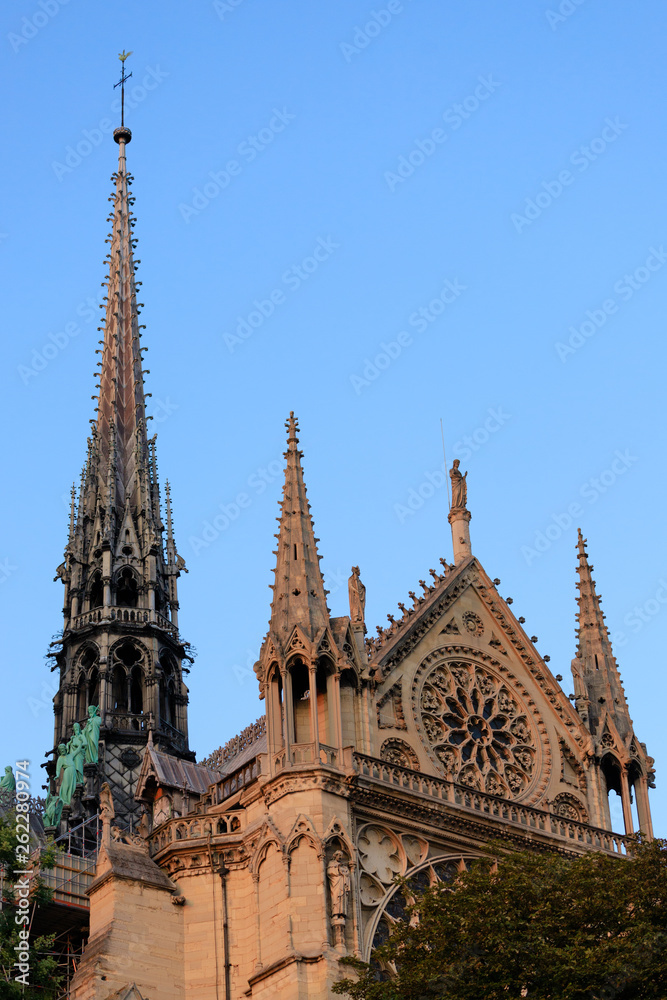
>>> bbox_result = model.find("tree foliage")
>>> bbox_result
[0,810,62,1000]
[334,839,667,1000]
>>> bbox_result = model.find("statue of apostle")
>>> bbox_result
[67,722,86,784]
[55,744,77,807]
[0,766,15,792]
[83,705,102,764]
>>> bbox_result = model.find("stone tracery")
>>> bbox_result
[414,658,542,799]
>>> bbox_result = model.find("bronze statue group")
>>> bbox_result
[42,705,101,829]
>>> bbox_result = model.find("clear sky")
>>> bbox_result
[1,1,665,836]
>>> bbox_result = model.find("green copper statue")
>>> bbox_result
[43,791,63,829]
[83,705,101,764]
[67,722,86,784]
[0,765,15,792]
[55,744,77,807]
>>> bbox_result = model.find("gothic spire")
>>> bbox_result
[94,123,150,511]
[268,413,330,639]
[571,528,632,740]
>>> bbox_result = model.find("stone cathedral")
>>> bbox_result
[38,103,655,1000]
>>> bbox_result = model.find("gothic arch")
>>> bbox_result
[109,638,149,716]
[286,815,322,858]
[113,566,140,608]
[363,852,481,961]
[87,570,103,610]
[75,644,100,719]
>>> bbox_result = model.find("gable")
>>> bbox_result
[370,559,590,810]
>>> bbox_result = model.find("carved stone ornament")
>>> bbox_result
[552,792,588,824]
[462,611,484,636]
[380,738,420,771]
[413,656,545,800]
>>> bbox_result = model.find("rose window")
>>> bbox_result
[416,660,539,798]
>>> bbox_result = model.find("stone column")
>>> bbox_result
[309,663,319,752]
[620,768,634,835]
[448,508,472,564]
[634,775,653,839]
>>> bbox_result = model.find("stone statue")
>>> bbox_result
[348,566,366,625]
[100,782,115,847]
[0,765,15,792]
[327,850,351,919]
[55,744,77,807]
[67,722,86,784]
[83,705,101,764]
[43,791,63,829]
[449,460,468,511]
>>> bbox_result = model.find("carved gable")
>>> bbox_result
[370,559,590,810]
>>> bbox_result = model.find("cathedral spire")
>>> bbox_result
[571,529,632,740]
[49,58,193,828]
[94,120,150,512]
[268,413,329,639]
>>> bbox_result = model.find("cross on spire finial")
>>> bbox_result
[114,50,133,128]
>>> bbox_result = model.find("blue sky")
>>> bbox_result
[1,1,665,836]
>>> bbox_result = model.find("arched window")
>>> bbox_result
[89,572,103,609]
[158,651,178,728]
[116,568,138,608]
[112,664,128,712]
[88,667,99,708]
[290,659,311,744]
[76,673,88,720]
[130,666,143,714]
[340,668,358,748]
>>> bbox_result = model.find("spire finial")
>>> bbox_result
[285,411,299,451]
[115,50,133,127]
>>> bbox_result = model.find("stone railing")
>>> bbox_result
[272,742,339,773]
[150,808,246,856]
[68,606,177,635]
[106,712,148,734]
[353,753,630,856]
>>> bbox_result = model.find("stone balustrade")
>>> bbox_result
[353,753,630,856]
[68,605,177,635]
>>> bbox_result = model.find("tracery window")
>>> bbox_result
[414,658,542,799]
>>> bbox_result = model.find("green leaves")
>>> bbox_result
[334,839,667,1000]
